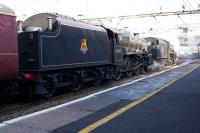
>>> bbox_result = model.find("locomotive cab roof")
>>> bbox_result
[0,4,15,16]
[23,13,106,32]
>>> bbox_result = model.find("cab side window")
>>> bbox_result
[114,33,118,44]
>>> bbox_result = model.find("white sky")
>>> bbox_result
[0,0,198,18]
[1,0,200,54]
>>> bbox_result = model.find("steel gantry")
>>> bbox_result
[80,9,200,22]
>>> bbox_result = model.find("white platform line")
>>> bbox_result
[0,59,198,128]
[0,124,6,127]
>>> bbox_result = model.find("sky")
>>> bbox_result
[0,0,198,19]
[1,0,200,54]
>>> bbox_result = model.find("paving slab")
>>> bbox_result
[0,124,48,133]
[10,107,92,131]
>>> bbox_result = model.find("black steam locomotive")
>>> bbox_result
[18,13,152,98]
[0,5,176,100]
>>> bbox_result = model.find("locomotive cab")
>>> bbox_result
[104,28,124,65]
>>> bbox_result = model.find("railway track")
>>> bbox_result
[0,63,180,122]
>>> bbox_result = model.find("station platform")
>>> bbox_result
[0,60,200,133]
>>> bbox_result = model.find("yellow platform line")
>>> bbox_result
[78,64,200,133]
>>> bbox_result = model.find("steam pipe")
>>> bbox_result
[47,17,53,31]
[17,20,23,32]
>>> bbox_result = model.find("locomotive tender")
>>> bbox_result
[18,13,152,98]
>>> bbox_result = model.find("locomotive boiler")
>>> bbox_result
[119,32,150,54]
